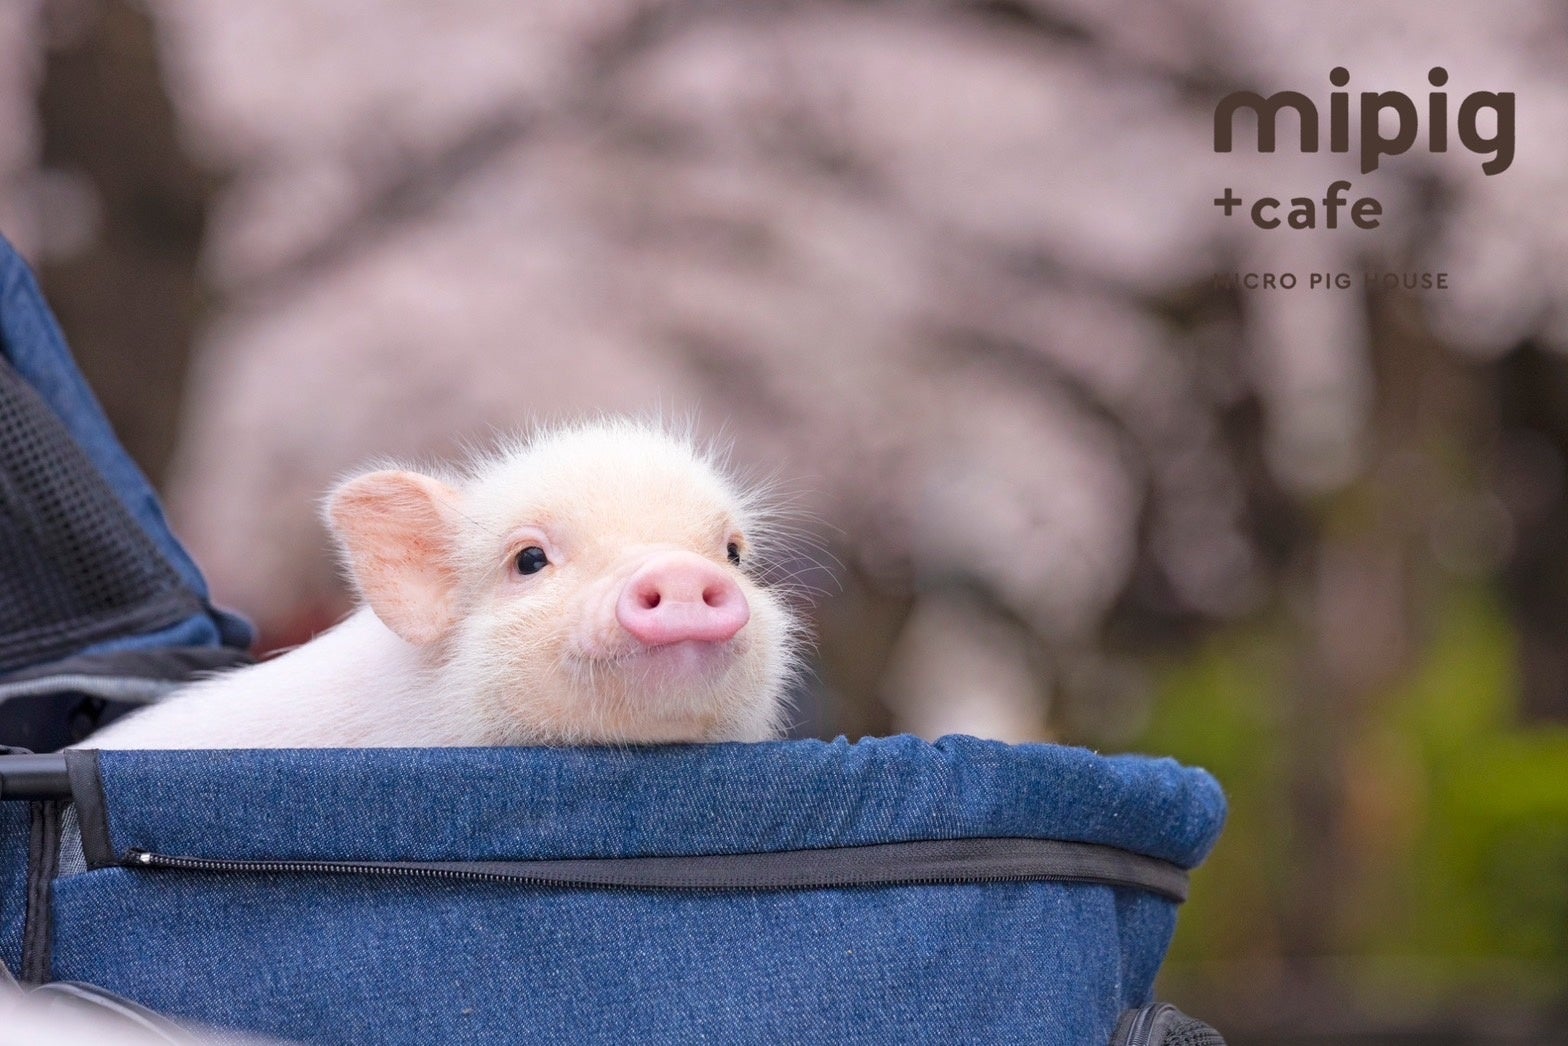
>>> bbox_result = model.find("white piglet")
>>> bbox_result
[84,420,804,748]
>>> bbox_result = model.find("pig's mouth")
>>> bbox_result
[578,637,740,689]
[619,637,734,672]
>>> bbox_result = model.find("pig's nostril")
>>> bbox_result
[617,553,751,647]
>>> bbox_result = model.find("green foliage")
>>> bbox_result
[1383,590,1568,995]
[1133,587,1568,1005]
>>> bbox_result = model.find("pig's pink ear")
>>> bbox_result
[326,470,465,646]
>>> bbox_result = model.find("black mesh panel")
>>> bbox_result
[1160,1016,1226,1046]
[0,355,198,673]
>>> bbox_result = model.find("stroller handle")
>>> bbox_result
[0,754,70,800]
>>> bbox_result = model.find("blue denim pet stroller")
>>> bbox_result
[0,235,1227,1044]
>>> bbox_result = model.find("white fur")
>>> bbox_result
[83,420,805,749]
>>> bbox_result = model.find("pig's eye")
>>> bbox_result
[514,546,550,576]
[727,542,742,566]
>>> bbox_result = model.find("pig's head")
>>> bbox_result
[325,420,804,743]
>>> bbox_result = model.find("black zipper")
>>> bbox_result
[23,799,63,984]
[122,837,1190,901]
[126,851,599,888]
[1122,1004,1162,1046]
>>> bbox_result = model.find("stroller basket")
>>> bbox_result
[3,738,1224,1044]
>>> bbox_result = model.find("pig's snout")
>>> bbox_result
[616,552,750,647]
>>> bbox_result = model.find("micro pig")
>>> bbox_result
[83,420,804,748]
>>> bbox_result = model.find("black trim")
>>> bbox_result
[64,749,112,869]
[1,645,252,685]
[124,837,1192,902]
[22,799,61,984]
[0,649,253,752]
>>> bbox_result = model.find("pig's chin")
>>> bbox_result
[541,637,750,742]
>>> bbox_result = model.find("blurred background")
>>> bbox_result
[1,0,1566,1041]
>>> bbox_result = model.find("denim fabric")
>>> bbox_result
[0,234,252,656]
[54,873,1171,1044]
[91,735,1225,868]
[40,738,1224,1044]
[0,801,27,976]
